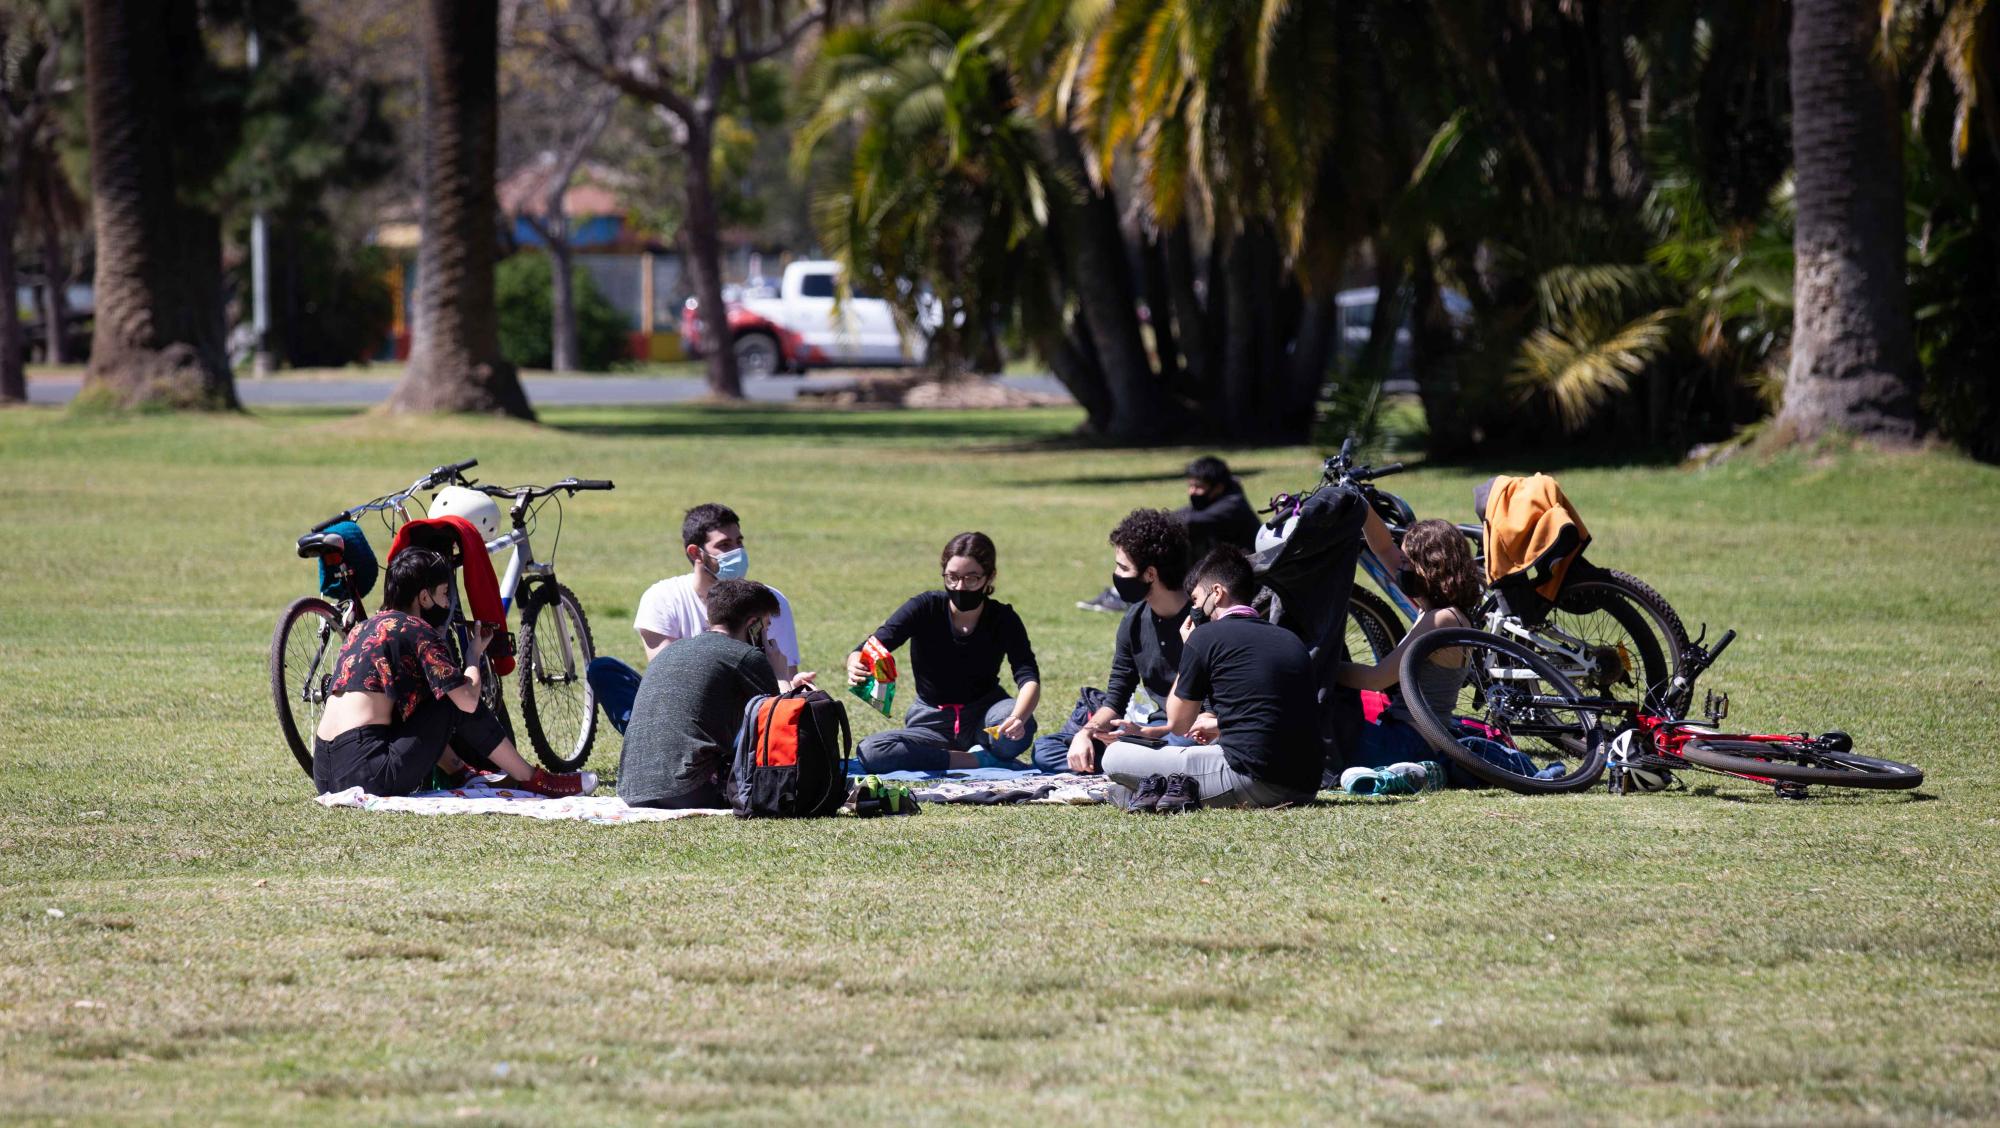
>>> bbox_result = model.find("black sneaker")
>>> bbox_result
[1076,587,1130,614]
[1127,774,1169,813]
[1155,773,1202,814]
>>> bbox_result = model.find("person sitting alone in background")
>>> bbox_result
[617,579,814,810]
[313,548,595,798]
[847,531,1041,772]
[1077,456,1262,614]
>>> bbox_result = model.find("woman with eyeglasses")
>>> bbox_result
[845,531,1041,772]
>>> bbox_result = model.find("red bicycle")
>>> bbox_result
[1396,625,1925,797]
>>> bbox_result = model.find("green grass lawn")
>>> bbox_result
[3,402,1999,1124]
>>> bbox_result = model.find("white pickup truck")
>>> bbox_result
[680,259,930,376]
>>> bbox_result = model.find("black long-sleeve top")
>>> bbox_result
[1106,600,1190,720]
[866,590,1039,706]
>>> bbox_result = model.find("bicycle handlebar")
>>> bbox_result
[307,459,477,532]
[1707,629,1737,663]
[475,477,618,502]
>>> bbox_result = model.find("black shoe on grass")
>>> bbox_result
[1127,774,1169,813]
[1155,773,1202,814]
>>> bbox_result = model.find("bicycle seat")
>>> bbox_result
[296,532,345,558]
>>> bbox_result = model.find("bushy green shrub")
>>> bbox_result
[495,253,630,371]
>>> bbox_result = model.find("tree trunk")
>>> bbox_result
[1048,131,1167,440]
[682,135,743,399]
[1780,0,1921,445]
[1033,318,1113,432]
[1219,231,1261,438]
[40,207,68,366]
[1139,228,1180,381]
[388,0,533,418]
[0,174,23,403]
[76,0,236,411]
[1410,246,1476,457]
[1164,222,1208,389]
[549,236,578,373]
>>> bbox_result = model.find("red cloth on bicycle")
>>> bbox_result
[387,516,516,677]
[1482,474,1590,602]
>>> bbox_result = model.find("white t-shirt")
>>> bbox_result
[633,573,800,667]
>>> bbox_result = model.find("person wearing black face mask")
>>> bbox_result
[1037,509,1218,773]
[1075,455,1262,615]
[847,531,1042,772]
[311,548,596,799]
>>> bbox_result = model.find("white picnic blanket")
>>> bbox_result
[313,771,1107,823]
[314,779,730,824]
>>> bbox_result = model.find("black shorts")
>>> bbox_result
[313,696,509,796]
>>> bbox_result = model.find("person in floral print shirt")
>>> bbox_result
[312,548,595,798]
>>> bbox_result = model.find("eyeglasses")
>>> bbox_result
[942,571,988,588]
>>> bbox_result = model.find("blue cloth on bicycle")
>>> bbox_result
[318,520,378,601]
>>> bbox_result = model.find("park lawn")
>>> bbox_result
[2,402,1998,1125]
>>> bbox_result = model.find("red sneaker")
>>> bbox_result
[512,768,597,797]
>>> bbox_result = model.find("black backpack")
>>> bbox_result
[727,688,852,817]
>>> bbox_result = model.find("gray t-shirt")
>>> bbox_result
[618,631,779,806]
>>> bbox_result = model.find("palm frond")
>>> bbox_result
[1510,309,1675,431]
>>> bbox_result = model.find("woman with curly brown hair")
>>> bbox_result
[1334,518,1484,770]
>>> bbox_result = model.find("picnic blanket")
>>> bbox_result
[314,770,1107,822]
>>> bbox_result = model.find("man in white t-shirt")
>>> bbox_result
[586,503,802,732]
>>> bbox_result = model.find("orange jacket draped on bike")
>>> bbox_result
[387,515,515,677]
[1481,473,1590,602]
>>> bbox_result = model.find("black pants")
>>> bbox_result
[313,697,510,796]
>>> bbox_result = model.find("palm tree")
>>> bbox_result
[387,0,535,418]
[75,0,237,410]
[1781,0,1923,444]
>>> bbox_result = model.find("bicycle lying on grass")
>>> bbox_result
[269,461,615,778]
[1394,622,1925,796]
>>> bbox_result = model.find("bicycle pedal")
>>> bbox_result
[1773,782,1811,801]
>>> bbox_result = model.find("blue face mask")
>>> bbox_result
[710,547,750,581]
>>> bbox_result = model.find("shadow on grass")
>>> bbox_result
[543,404,1077,445]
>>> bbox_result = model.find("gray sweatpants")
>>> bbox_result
[1100,741,1316,809]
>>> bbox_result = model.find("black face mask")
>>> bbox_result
[947,587,988,612]
[1187,597,1211,627]
[1397,567,1428,602]
[419,599,452,629]
[1187,490,1215,511]
[1111,571,1152,604]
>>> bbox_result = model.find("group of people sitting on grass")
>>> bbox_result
[310,456,1488,811]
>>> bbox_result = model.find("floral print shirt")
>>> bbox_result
[329,611,468,722]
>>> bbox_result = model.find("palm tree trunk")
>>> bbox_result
[1048,131,1167,439]
[1780,0,1921,444]
[76,0,236,411]
[0,174,23,403]
[683,135,744,399]
[388,0,533,418]
[40,205,68,366]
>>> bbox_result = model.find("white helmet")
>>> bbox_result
[1607,728,1673,794]
[429,485,503,543]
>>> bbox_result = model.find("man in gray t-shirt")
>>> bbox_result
[618,580,810,809]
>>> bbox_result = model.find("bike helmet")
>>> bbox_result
[428,485,503,543]
[1607,728,1673,794]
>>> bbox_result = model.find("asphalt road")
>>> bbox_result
[25,372,1072,407]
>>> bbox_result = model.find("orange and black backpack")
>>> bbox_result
[728,689,852,817]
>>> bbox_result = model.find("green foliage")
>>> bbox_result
[494,253,630,372]
[223,224,394,368]
[796,0,1059,368]
[1906,136,2000,461]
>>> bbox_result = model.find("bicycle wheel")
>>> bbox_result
[518,582,597,770]
[271,596,343,776]
[1398,628,1607,793]
[1541,580,1672,704]
[1679,738,1924,790]
[1557,570,1690,705]
[1346,587,1405,661]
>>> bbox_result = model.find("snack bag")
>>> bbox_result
[849,637,899,716]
